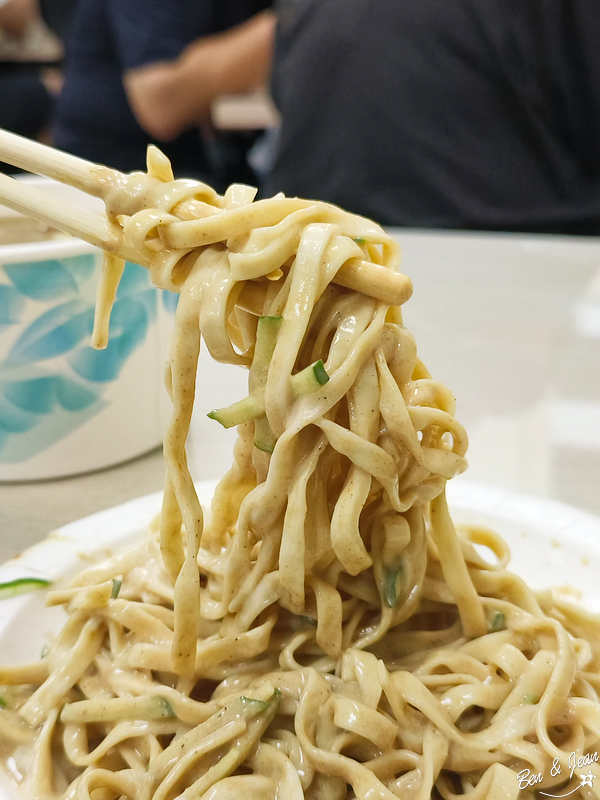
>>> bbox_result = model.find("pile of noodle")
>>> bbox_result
[2,148,600,800]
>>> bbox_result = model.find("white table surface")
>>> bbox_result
[1,228,599,564]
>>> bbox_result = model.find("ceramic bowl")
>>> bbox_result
[0,177,175,480]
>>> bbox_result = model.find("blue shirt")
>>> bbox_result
[55,0,269,178]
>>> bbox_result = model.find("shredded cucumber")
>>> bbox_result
[0,577,51,600]
[522,694,538,705]
[208,394,264,429]
[61,694,176,724]
[239,696,270,713]
[208,316,328,453]
[383,567,403,608]
[152,696,176,718]
[208,316,282,444]
[290,360,330,396]
[254,414,277,453]
[187,689,281,797]
[488,611,505,632]
[252,316,283,389]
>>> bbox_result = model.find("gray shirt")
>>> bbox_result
[267,0,600,234]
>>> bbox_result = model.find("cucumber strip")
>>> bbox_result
[185,690,281,797]
[147,692,271,777]
[290,359,330,396]
[254,414,277,453]
[251,316,283,392]
[488,610,505,632]
[111,578,122,599]
[383,567,403,608]
[249,316,282,452]
[239,696,269,713]
[208,394,264,429]
[208,316,284,449]
[0,577,51,600]
[312,360,330,386]
[61,694,175,724]
[249,317,283,453]
[522,694,539,705]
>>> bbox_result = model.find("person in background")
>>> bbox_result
[0,0,35,37]
[266,0,600,235]
[53,0,275,187]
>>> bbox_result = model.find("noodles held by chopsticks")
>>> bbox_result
[2,148,600,800]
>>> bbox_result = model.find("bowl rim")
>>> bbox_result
[0,237,98,262]
[0,174,104,261]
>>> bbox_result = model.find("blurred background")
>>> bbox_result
[0,0,600,560]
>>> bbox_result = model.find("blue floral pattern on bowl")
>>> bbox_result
[0,255,164,465]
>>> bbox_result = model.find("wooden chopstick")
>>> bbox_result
[0,127,101,195]
[0,128,413,307]
[0,171,147,265]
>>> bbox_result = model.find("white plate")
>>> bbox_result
[1,480,600,798]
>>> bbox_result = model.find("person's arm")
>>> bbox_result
[0,0,36,37]
[123,10,276,142]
